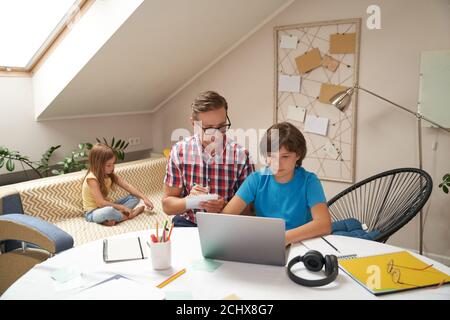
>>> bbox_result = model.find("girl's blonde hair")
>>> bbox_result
[86,143,118,197]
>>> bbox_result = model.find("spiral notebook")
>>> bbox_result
[339,251,450,296]
[103,237,148,263]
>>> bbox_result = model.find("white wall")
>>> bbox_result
[0,76,153,175]
[151,0,450,263]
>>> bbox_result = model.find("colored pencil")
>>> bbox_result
[167,223,174,241]
[156,268,186,289]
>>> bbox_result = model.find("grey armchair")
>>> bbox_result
[0,187,74,295]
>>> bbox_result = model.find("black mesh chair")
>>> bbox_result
[327,168,433,243]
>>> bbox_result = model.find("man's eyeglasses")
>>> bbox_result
[201,115,232,135]
[386,259,442,288]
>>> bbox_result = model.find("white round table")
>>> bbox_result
[1,228,449,300]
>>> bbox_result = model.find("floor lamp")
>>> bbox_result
[329,84,450,255]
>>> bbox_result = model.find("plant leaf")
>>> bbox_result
[96,138,101,143]
[111,137,115,148]
[103,137,108,145]
[0,157,4,168]
[6,159,15,171]
[443,185,448,194]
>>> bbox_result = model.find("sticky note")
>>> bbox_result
[319,83,348,104]
[322,54,340,72]
[223,294,241,300]
[295,48,322,74]
[165,291,194,300]
[278,74,301,93]
[329,33,356,54]
[192,259,222,272]
[280,35,298,49]
[51,266,81,283]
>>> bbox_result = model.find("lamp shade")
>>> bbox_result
[329,87,355,111]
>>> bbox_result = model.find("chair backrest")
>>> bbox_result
[327,168,433,242]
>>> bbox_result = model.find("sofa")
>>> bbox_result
[0,156,172,246]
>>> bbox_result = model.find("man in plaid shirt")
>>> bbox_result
[163,91,255,227]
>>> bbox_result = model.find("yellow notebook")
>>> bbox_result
[339,251,450,296]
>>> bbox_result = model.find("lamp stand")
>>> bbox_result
[353,85,450,255]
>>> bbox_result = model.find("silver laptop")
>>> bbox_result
[196,212,287,266]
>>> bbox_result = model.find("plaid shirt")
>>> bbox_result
[164,134,254,223]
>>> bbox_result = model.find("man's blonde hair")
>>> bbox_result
[191,91,228,120]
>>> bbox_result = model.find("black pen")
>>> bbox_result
[321,236,340,253]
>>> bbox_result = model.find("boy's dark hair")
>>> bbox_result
[260,122,307,167]
[191,91,228,120]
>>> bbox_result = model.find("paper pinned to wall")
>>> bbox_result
[278,74,301,93]
[280,35,298,49]
[323,141,340,159]
[295,48,322,74]
[286,105,306,123]
[319,83,348,104]
[329,33,356,54]
[322,54,340,72]
[304,115,329,136]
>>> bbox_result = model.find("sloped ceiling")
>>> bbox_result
[37,0,292,120]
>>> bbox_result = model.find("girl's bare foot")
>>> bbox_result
[129,206,145,219]
[102,220,116,227]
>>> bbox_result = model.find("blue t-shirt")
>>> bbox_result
[236,167,326,230]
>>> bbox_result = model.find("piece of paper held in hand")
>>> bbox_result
[186,194,219,209]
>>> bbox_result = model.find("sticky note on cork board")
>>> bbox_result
[319,83,349,104]
[329,33,356,54]
[295,48,322,74]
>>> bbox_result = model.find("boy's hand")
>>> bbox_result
[200,196,226,213]
[143,198,154,210]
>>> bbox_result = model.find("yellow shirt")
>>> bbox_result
[82,172,112,212]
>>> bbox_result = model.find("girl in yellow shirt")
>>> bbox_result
[82,143,154,226]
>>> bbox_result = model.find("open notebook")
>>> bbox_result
[339,251,450,296]
[103,237,148,263]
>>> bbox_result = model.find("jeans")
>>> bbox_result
[85,195,140,224]
[172,214,197,227]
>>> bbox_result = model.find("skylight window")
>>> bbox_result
[0,0,82,70]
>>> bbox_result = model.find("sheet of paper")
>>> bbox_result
[191,259,222,272]
[185,194,218,209]
[280,35,298,49]
[278,74,301,93]
[165,291,194,300]
[329,33,356,54]
[318,83,348,104]
[286,105,306,123]
[323,141,339,159]
[73,275,164,300]
[295,48,322,74]
[304,115,329,136]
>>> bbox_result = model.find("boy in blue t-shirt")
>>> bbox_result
[222,122,332,246]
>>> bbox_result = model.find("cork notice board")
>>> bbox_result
[274,19,361,183]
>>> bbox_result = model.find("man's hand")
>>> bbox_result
[190,185,209,196]
[200,196,226,213]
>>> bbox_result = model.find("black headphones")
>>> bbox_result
[286,250,339,287]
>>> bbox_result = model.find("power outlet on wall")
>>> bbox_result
[128,137,141,146]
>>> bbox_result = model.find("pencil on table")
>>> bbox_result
[156,268,186,289]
